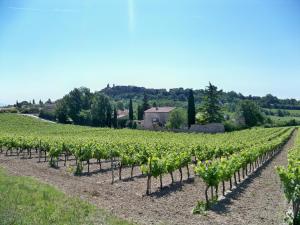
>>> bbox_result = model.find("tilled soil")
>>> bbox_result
[0,131,295,225]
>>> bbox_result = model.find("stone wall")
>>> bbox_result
[189,123,225,133]
[140,123,225,134]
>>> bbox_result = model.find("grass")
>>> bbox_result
[0,167,135,225]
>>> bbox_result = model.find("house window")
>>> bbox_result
[152,118,159,123]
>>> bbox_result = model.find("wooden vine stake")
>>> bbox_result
[111,149,114,184]
[146,157,152,195]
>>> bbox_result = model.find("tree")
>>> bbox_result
[91,93,111,127]
[153,102,157,108]
[32,99,36,105]
[137,105,144,120]
[65,88,82,124]
[39,100,43,106]
[237,100,264,127]
[78,110,92,125]
[79,87,92,110]
[260,94,279,108]
[46,98,52,104]
[55,100,68,123]
[200,83,223,124]
[116,101,125,111]
[187,89,196,128]
[113,107,118,128]
[166,109,186,129]
[129,98,134,121]
[143,92,150,112]
[106,104,112,127]
[277,109,284,117]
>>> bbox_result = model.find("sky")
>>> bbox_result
[0,0,300,104]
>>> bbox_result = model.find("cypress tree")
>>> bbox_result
[187,89,196,128]
[142,92,150,112]
[106,104,112,127]
[137,105,144,120]
[113,107,118,128]
[129,98,134,121]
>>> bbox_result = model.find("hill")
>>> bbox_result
[101,85,300,110]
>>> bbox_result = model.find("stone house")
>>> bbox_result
[143,107,175,129]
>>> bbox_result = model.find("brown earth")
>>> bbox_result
[0,131,295,225]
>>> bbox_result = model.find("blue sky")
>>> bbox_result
[0,0,299,104]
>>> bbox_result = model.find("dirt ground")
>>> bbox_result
[0,132,295,225]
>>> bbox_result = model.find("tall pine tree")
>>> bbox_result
[200,82,223,123]
[187,89,196,128]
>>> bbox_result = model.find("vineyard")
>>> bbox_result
[277,129,300,224]
[0,113,297,224]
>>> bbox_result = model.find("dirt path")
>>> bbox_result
[0,131,295,225]
[19,114,56,123]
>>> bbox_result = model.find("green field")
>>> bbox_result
[269,115,300,123]
[266,108,300,117]
[0,113,295,204]
[0,167,134,225]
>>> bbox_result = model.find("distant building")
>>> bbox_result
[143,107,175,129]
[117,110,129,119]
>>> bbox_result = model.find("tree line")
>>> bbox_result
[12,83,299,130]
[102,84,300,110]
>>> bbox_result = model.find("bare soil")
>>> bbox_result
[0,131,295,225]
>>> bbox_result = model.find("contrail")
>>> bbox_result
[128,0,135,33]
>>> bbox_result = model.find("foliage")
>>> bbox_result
[55,99,68,123]
[199,83,224,124]
[0,108,18,114]
[65,88,83,123]
[78,110,92,125]
[39,109,56,121]
[116,101,125,111]
[0,113,294,201]
[91,93,111,127]
[277,130,300,225]
[192,201,208,215]
[113,107,118,128]
[187,89,196,128]
[237,100,264,127]
[223,120,242,132]
[195,127,293,206]
[129,98,134,121]
[166,108,186,129]
[142,92,150,112]
[137,104,144,120]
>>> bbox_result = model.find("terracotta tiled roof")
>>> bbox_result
[144,107,175,113]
